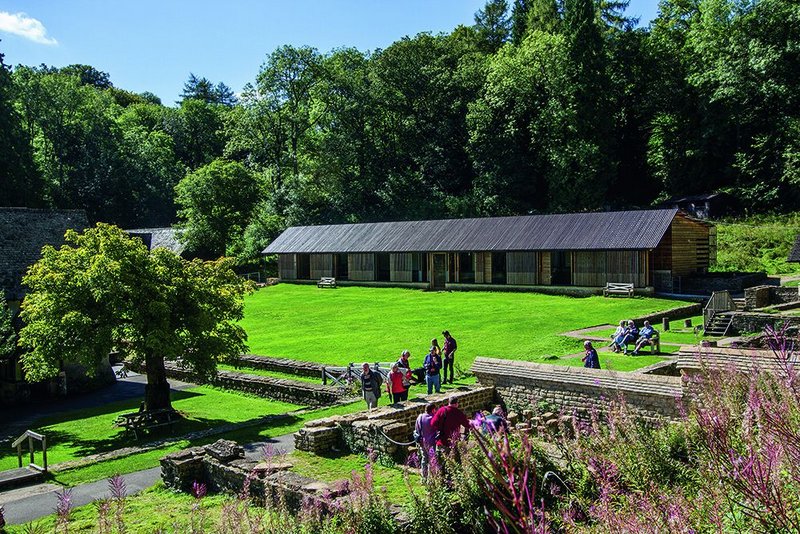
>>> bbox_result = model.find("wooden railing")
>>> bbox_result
[12,430,47,472]
[703,290,735,330]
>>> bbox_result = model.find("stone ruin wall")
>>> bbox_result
[132,360,346,407]
[471,357,685,423]
[294,387,496,460]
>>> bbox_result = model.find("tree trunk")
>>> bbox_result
[144,353,172,411]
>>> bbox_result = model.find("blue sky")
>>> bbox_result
[0,0,661,105]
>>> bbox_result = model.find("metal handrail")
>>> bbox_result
[12,430,47,472]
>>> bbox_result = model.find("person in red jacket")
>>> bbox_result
[431,397,470,448]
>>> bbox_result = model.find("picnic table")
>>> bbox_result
[114,408,179,440]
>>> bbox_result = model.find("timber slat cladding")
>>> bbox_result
[310,254,333,279]
[471,357,684,398]
[278,254,296,280]
[671,214,711,276]
[390,253,412,282]
[348,253,375,281]
[507,251,538,285]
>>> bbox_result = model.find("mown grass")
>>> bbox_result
[0,386,300,474]
[240,285,687,370]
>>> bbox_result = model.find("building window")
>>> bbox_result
[491,252,506,284]
[412,253,428,282]
[459,252,475,283]
[376,253,390,281]
[296,254,311,279]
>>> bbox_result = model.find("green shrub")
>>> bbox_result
[713,213,800,274]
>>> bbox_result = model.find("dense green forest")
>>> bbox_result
[1,0,798,264]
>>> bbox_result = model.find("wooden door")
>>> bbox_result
[432,253,447,290]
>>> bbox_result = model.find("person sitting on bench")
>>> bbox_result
[609,320,626,353]
[619,320,639,355]
[633,321,658,354]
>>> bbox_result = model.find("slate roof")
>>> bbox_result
[264,208,682,254]
[0,208,89,301]
[789,234,800,263]
[125,227,185,255]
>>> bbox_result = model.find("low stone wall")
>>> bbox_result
[744,285,799,310]
[472,357,684,422]
[136,361,346,407]
[233,354,323,379]
[730,312,800,335]
[294,387,496,460]
[632,303,702,324]
[161,439,347,512]
[682,272,769,295]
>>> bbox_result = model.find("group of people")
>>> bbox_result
[609,319,658,355]
[581,319,660,369]
[359,330,457,409]
[413,397,507,478]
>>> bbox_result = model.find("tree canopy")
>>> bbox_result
[18,224,252,409]
[1,0,798,268]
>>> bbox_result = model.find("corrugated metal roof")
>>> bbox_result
[264,208,681,254]
[789,234,800,263]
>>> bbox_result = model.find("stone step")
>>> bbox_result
[0,466,45,492]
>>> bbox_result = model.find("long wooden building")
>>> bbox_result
[264,209,715,291]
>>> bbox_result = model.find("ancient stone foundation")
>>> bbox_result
[294,387,496,460]
[134,361,347,407]
[161,439,348,511]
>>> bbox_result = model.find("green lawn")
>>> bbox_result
[240,285,688,371]
[0,387,302,481]
[49,399,368,487]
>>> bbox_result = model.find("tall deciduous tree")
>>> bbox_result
[175,158,261,258]
[0,49,43,207]
[19,224,251,410]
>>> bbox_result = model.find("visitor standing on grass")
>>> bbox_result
[414,403,437,478]
[582,340,601,369]
[442,330,457,384]
[431,397,470,449]
[424,341,443,394]
[387,363,410,403]
[360,363,383,409]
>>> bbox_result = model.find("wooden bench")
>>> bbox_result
[114,408,179,440]
[634,331,660,354]
[603,282,634,297]
[317,277,337,288]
